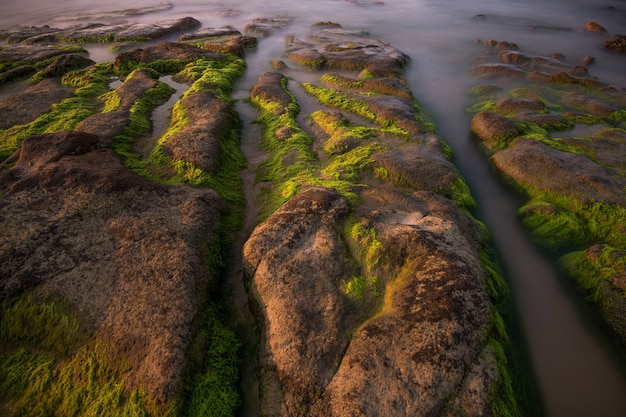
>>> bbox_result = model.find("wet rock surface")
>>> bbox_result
[5,5,623,416]
[244,23,514,417]
[0,78,74,129]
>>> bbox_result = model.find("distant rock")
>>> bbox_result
[602,34,626,52]
[584,21,607,33]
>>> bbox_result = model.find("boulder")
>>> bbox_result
[602,34,626,52]
[162,90,237,172]
[250,71,294,115]
[114,17,200,41]
[114,41,229,70]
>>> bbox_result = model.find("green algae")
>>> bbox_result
[303,82,379,122]
[518,200,590,251]
[0,63,112,161]
[0,295,167,417]
[560,245,626,344]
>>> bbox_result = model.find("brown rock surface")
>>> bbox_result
[0,130,223,401]
[491,138,624,205]
[470,111,522,151]
[0,78,75,129]
[162,90,237,172]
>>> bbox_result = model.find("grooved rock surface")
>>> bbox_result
[0,130,223,401]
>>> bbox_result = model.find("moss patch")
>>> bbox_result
[0,63,112,161]
[0,295,165,417]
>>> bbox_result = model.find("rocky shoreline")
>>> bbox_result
[0,9,624,417]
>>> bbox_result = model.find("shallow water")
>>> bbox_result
[3,1,626,416]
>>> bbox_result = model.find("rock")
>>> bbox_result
[0,78,75,130]
[75,68,161,143]
[250,71,294,115]
[162,90,237,173]
[470,63,526,79]
[271,59,287,69]
[114,17,201,42]
[372,139,458,194]
[243,186,357,416]
[495,97,547,114]
[286,30,408,73]
[179,25,242,41]
[0,130,224,403]
[560,244,626,346]
[33,53,95,80]
[0,43,86,67]
[602,34,626,52]
[562,92,617,118]
[244,185,501,417]
[0,64,36,84]
[584,21,607,33]
[491,138,624,205]
[114,41,229,70]
[527,70,607,89]
[244,17,291,37]
[313,189,495,417]
[582,56,596,65]
[515,112,571,130]
[470,111,522,151]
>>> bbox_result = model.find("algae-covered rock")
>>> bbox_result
[470,111,522,152]
[162,90,237,173]
[0,78,75,129]
[0,130,223,401]
[466,37,626,344]
[245,22,517,417]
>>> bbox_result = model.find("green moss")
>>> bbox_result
[518,200,590,251]
[0,295,166,417]
[486,338,522,417]
[303,83,378,121]
[449,176,477,212]
[562,112,605,125]
[58,34,116,44]
[518,122,550,141]
[320,73,364,89]
[185,304,241,417]
[559,245,626,342]
[322,144,383,183]
[467,100,497,114]
[560,245,625,302]
[0,63,112,161]
[343,275,381,300]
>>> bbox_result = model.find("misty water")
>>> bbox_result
[3,1,626,416]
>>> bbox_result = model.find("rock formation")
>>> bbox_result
[467,38,626,346]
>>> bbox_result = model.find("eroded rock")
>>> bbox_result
[0,130,223,402]
[0,78,75,129]
[162,90,236,172]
